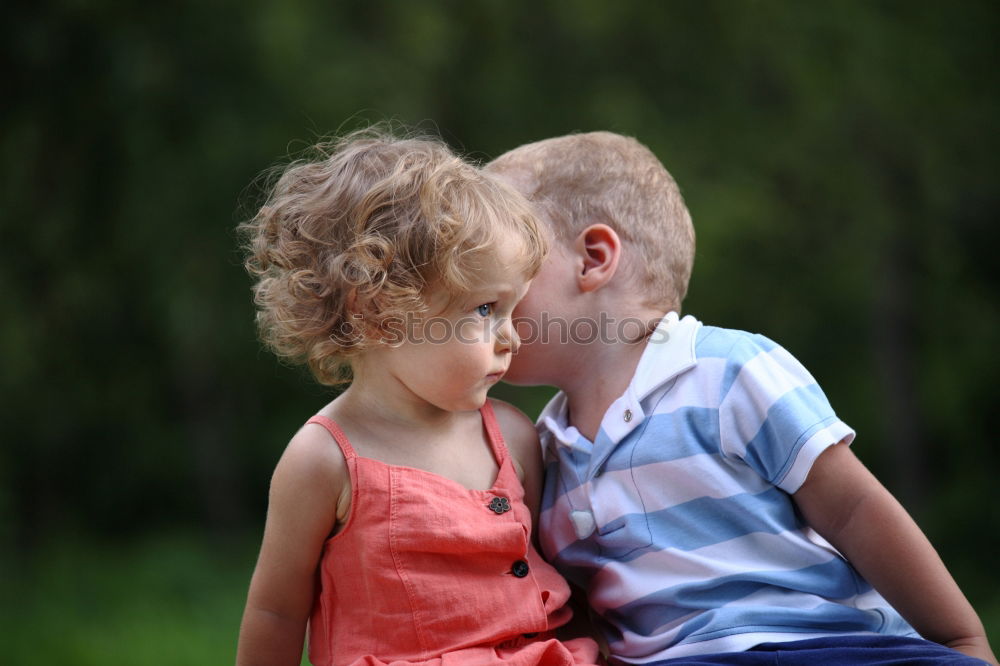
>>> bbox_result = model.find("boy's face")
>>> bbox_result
[489,165,584,387]
[505,236,578,386]
[494,163,580,386]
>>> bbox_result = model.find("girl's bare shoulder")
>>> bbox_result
[268,417,351,528]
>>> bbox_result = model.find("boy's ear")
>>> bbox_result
[573,224,621,293]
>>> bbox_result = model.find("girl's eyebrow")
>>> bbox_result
[468,284,517,300]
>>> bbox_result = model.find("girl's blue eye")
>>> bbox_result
[476,303,493,317]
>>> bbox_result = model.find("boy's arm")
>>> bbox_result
[236,425,347,666]
[794,441,997,665]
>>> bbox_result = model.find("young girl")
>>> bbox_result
[235,130,601,666]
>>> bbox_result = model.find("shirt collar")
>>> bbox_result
[631,311,701,401]
[538,311,702,451]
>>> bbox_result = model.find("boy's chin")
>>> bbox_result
[499,365,543,387]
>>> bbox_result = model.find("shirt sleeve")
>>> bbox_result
[717,333,855,493]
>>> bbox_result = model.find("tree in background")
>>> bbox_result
[2,0,997,615]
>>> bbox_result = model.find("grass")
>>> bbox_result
[0,531,309,666]
[1,531,997,665]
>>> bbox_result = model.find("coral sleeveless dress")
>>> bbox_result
[304,401,600,666]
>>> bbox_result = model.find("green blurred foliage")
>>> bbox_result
[1,533,312,665]
[2,0,998,659]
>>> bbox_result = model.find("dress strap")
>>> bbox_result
[479,400,511,464]
[306,414,357,459]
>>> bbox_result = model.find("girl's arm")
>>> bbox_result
[236,424,348,666]
[793,441,997,665]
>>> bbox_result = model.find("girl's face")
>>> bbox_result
[373,238,533,414]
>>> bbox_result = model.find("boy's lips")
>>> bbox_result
[486,370,506,382]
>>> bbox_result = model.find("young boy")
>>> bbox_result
[486,132,997,665]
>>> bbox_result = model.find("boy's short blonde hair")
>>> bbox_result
[487,131,695,312]
[240,128,546,385]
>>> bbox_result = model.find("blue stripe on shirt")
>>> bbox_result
[638,487,802,552]
[563,487,804,563]
[609,558,869,639]
[545,408,722,497]
[742,384,838,482]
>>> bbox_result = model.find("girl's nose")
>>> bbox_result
[496,317,519,354]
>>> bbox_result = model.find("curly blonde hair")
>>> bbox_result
[240,128,546,385]
[487,131,695,314]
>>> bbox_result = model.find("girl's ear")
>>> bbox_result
[573,224,621,292]
[345,286,360,316]
[344,287,387,343]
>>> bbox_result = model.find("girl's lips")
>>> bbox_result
[486,371,505,382]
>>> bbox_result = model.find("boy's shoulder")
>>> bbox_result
[688,322,823,405]
[694,322,783,363]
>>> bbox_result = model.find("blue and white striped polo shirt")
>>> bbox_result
[537,312,915,663]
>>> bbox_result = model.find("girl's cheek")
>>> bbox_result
[455,318,487,344]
